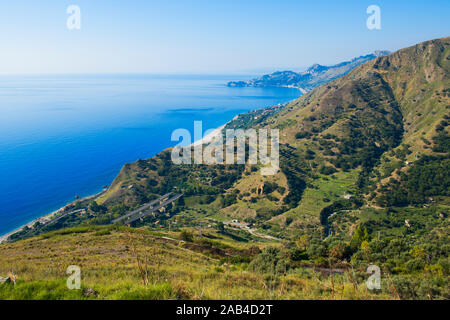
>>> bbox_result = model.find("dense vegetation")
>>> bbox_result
[376,155,450,207]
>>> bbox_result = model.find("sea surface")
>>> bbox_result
[0,74,300,236]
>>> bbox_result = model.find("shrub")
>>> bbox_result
[263,182,278,194]
[320,165,337,175]
[295,131,311,139]
[405,258,426,273]
[180,229,194,242]
[249,247,287,275]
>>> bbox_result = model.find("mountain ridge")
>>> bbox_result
[96,37,448,237]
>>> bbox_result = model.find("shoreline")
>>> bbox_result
[0,122,231,244]
[191,124,226,147]
[0,190,105,243]
[0,97,298,244]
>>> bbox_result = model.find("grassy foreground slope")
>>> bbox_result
[0,226,393,300]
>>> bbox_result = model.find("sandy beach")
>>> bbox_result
[0,190,105,244]
[0,124,228,244]
[0,210,60,244]
[191,124,226,147]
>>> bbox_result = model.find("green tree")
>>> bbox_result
[295,235,309,251]
[216,222,225,233]
[180,229,194,242]
[350,225,370,250]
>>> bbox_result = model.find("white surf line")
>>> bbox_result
[190,124,226,147]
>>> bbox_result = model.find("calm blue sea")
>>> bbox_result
[0,74,300,236]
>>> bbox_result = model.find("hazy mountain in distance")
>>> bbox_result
[227,51,391,93]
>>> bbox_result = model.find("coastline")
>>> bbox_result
[0,190,105,243]
[191,124,226,147]
[0,124,230,244]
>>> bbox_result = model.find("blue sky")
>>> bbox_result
[0,0,448,74]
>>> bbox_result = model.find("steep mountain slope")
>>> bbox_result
[227,51,390,93]
[94,37,448,240]
[225,37,449,235]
